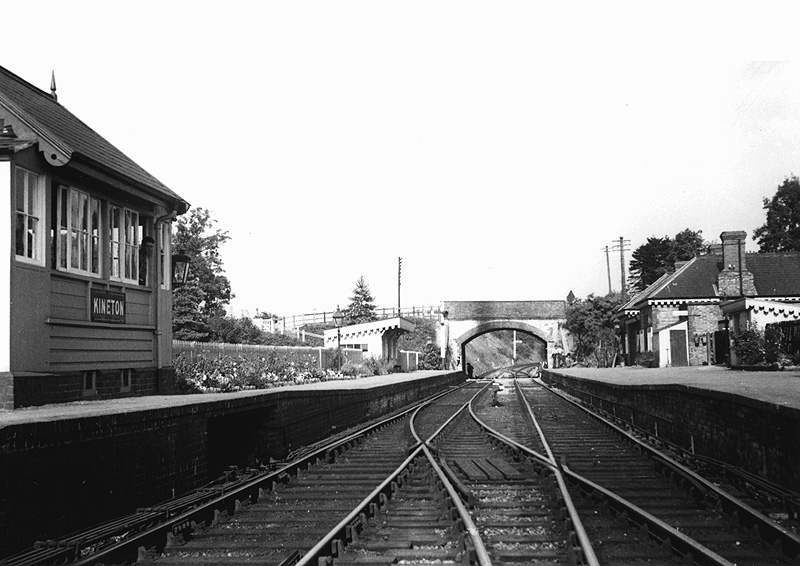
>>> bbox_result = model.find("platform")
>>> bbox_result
[0,370,454,429]
[550,366,800,410]
[0,369,463,558]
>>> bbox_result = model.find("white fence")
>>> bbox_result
[261,305,441,334]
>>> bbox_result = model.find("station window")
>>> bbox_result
[56,186,101,276]
[14,167,44,265]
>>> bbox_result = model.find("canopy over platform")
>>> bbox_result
[721,297,800,322]
[324,317,416,362]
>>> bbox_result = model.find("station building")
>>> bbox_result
[0,65,189,408]
[616,231,800,367]
[323,317,416,369]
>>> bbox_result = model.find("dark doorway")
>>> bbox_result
[669,329,688,366]
[713,329,730,365]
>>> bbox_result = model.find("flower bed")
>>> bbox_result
[173,351,356,393]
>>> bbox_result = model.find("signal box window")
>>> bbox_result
[15,167,44,265]
[110,206,144,284]
[56,186,101,276]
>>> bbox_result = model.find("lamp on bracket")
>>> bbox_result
[172,250,191,287]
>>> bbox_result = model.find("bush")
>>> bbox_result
[764,325,781,364]
[419,343,442,370]
[366,357,391,375]
[634,351,655,368]
[731,323,766,366]
[339,357,391,377]
[340,361,366,377]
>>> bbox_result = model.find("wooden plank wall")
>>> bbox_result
[49,276,155,370]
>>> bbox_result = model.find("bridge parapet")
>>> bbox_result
[442,300,565,320]
[262,305,440,334]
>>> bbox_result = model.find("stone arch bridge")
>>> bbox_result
[438,300,568,372]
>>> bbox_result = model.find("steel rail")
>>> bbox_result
[67,389,445,566]
[420,442,492,566]
[538,381,713,505]
[469,382,600,566]
[477,384,733,566]
[582,390,800,522]
[560,461,736,566]
[410,384,493,508]
[411,382,493,566]
[294,447,422,566]
[508,381,600,566]
[412,380,491,449]
[513,379,738,566]
[297,382,491,566]
[539,379,800,562]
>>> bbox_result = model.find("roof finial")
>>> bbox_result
[50,70,57,101]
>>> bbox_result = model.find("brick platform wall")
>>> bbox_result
[541,370,800,491]
[0,371,463,557]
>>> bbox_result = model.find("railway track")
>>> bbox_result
[0,385,462,566]
[434,408,576,564]
[8,374,799,566]
[5,380,597,566]
[478,377,800,565]
[331,381,594,566]
[148,383,488,566]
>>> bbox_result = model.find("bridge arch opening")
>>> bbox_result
[456,321,549,376]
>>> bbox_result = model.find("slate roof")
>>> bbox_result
[622,252,800,311]
[443,300,566,320]
[0,65,188,212]
[748,253,800,295]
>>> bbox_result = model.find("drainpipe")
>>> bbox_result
[738,238,744,296]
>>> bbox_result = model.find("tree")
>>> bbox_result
[398,317,438,352]
[669,228,707,265]
[208,315,268,344]
[173,279,211,341]
[628,237,673,293]
[754,175,800,252]
[173,208,233,340]
[564,292,625,366]
[345,275,377,324]
[628,229,706,293]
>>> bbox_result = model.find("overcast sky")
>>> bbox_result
[5,2,800,317]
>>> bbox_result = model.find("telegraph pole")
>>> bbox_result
[612,237,631,297]
[602,245,612,294]
[398,257,402,317]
